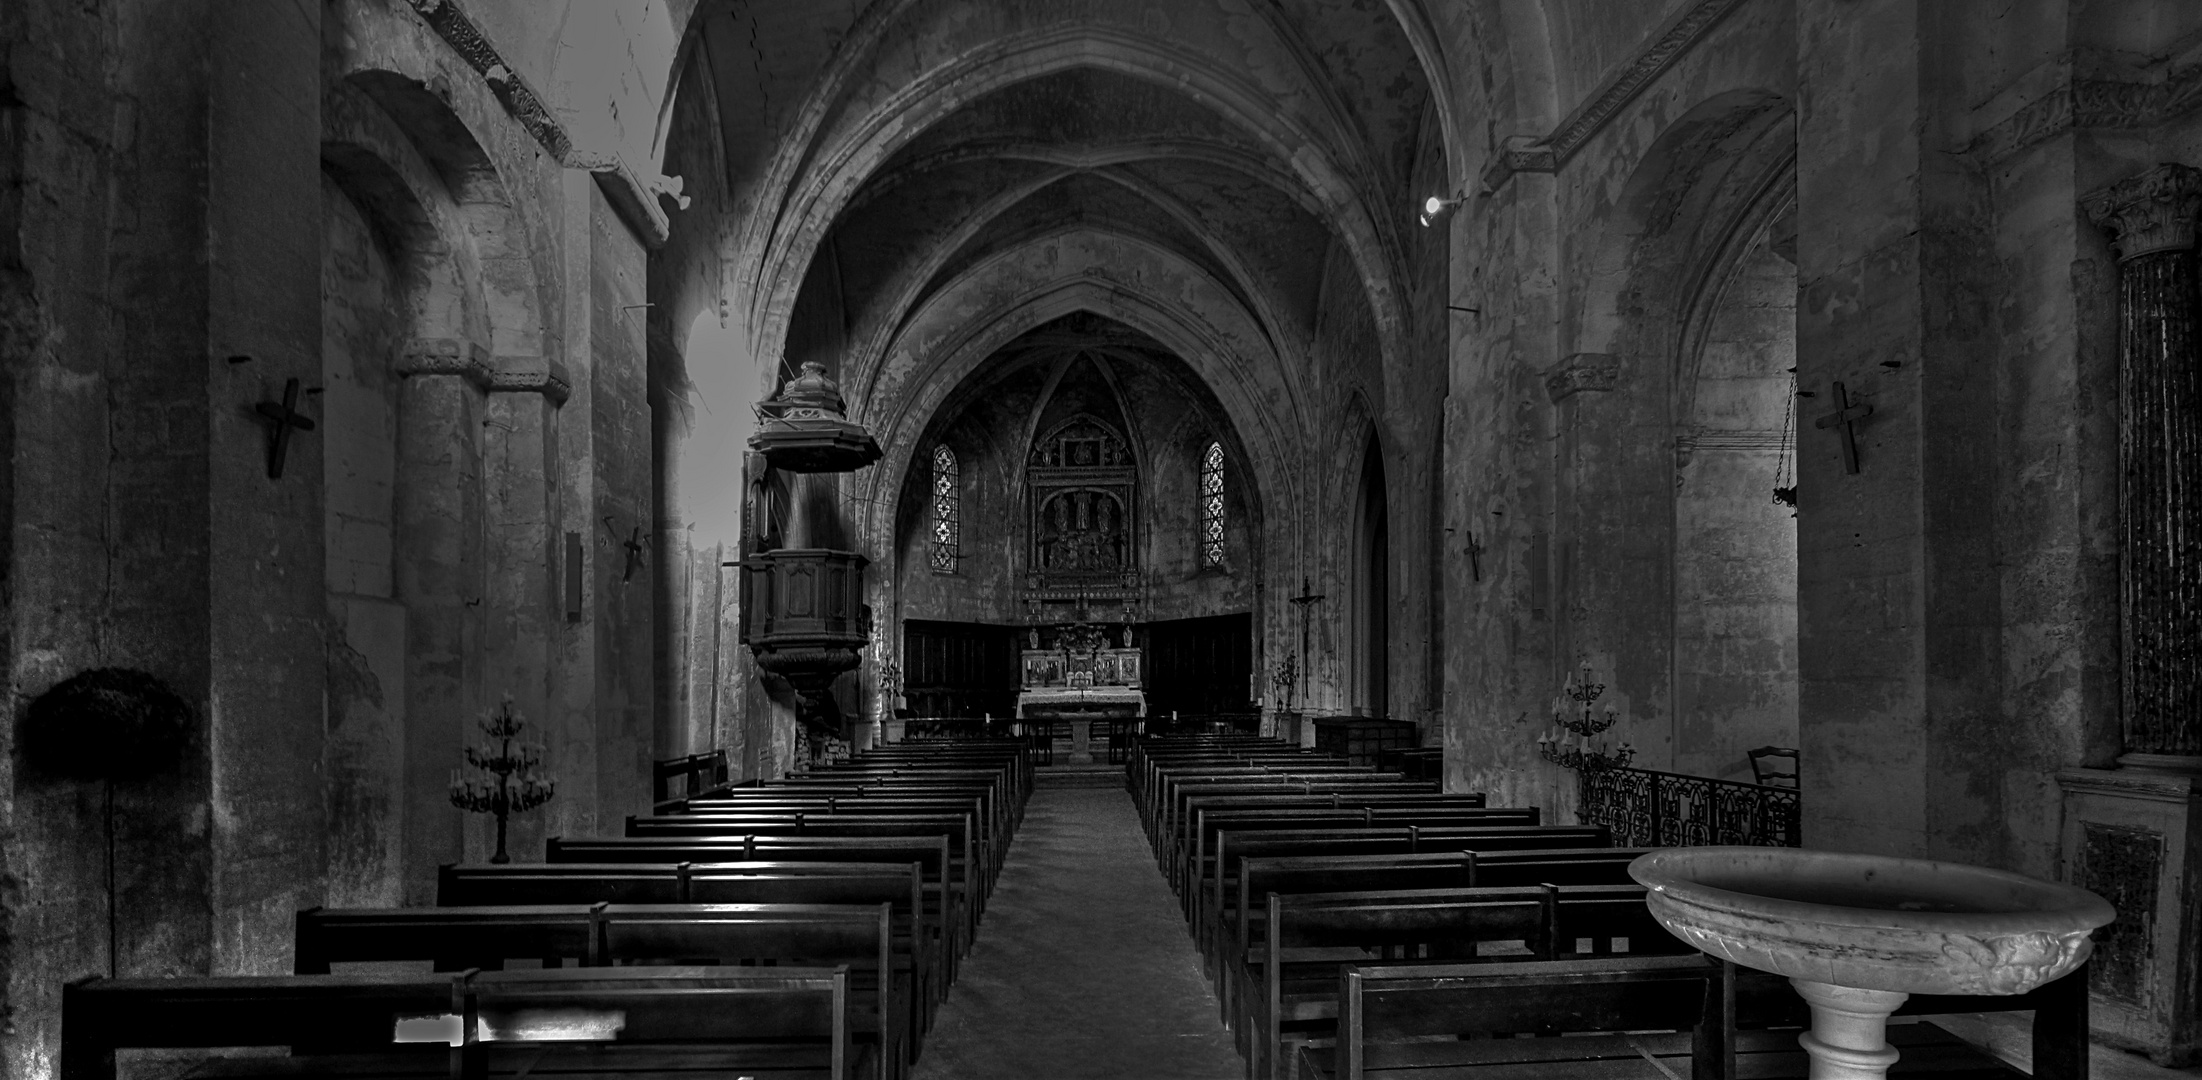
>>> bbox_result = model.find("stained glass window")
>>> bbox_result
[1199,440,1226,569]
[930,445,959,574]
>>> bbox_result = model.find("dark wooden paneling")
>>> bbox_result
[902,620,1020,718]
[1144,612,1253,716]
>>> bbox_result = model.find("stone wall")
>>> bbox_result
[0,1,668,1074]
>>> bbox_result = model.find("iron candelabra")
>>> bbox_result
[449,695,556,864]
[1536,661,1635,772]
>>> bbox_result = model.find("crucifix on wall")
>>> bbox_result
[253,377,316,480]
[1286,576,1325,709]
[1813,381,1874,475]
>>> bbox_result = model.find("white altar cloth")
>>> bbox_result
[1015,686,1146,718]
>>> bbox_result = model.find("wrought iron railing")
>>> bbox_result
[1577,765,1800,848]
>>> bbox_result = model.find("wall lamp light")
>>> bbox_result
[1419,192,1465,228]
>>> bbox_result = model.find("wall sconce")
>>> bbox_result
[1419,192,1464,228]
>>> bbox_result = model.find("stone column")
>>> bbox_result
[395,339,489,899]
[2083,163,2202,762]
[2057,163,2202,1067]
[483,362,568,861]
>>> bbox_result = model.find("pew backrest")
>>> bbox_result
[62,966,852,1080]
[1337,954,1727,1080]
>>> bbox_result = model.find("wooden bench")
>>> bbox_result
[652,750,730,804]
[677,788,1009,860]
[1201,827,1612,959]
[1305,954,1730,1080]
[1150,779,1441,876]
[1153,780,1446,856]
[1160,792,1491,867]
[1302,952,2061,1080]
[1216,846,1654,984]
[638,810,995,901]
[1138,759,1382,823]
[1245,885,1688,1080]
[550,834,973,968]
[1146,768,1410,835]
[293,903,910,1080]
[435,862,940,1021]
[1729,963,2087,1080]
[1179,807,1538,899]
[63,966,857,1080]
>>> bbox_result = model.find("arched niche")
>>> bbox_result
[1671,202,1799,782]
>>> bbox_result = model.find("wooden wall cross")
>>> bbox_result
[602,518,651,582]
[254,377,316,479]
[1812,381,1874,475]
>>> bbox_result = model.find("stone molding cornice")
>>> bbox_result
[1546,354,1620,402]
[1482,0,1750,191]
[402,0,671,248]
[489,360,573,405]
[575,153,672,249]
[2081,163,2202,261]
[1973,65,2202,165]
[399,338,495,389]
[403,0,571,161]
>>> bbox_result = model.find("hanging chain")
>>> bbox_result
[1772,368,1799,509]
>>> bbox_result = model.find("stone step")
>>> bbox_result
[1035,763,1124,789]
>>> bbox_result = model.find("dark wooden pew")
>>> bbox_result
[1244,884,1687,1080]
[652,750,730,804]
[436,861,941,1019]
[1178,807,1538,898]
[1137,757,1368,821]
[292,904,910,1080]
[637,810,994,901]
[1304,953,2057,1080]
[1154,780,1441,860]
[1215,846,1653,987]
[1308,954,1730,1080]
[1729,964,2087,1080]
[1146,767,1402,834]
[1201,826,1611,958]
[1160,792,1491,866]
[63,966,856,1080]
[677,788,1008,861]
[560,832,976,960]
[790,764,1023,822]
[546,838,966,988]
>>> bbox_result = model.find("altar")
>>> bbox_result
[1015,684,1146,720]
[1015,625,1144,763]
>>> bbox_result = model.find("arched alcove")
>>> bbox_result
[1671,206,1799,782]
[1351,433,1391,717]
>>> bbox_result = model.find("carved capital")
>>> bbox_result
[2082,163,2202,261]
[488,359,571,405]
[397,338,495,388]
[1545,353,1620,402]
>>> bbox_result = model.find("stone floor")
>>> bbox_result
[910,784,1245,1080]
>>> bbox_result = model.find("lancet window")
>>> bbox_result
[930,445,959,573]
[1200,440,1226,568]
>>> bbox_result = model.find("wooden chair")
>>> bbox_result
[1747,746,1799,788]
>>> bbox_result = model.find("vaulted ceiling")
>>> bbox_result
[664,0,1443,414]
